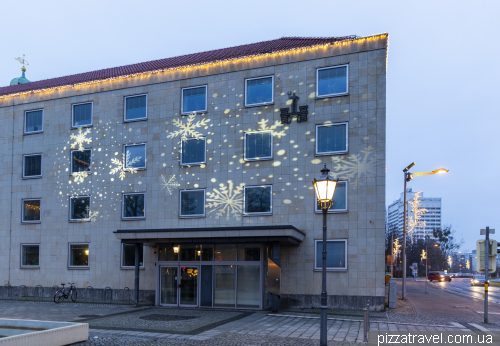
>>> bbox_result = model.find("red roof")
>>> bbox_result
[1,36,357,98]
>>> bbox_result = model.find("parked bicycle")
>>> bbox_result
[53,282,77,303]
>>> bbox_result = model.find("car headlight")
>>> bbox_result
[474,280,479,283]
[440,275,444,277]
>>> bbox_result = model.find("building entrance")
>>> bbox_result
[160,265,199,307]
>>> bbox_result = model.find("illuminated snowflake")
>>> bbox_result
[70,128,92,151]
[89,211,99,221]
[167,113,210,139]
[110,152,141,180]
[329,146,376,185]
[160,174,180,195]
[407,191,427,239]
[244,119,286,138]
[206,180,245,220]
[73,173,89,184]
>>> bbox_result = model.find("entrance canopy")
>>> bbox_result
[114,225,305,246]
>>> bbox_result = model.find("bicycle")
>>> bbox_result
[53,282,77,303]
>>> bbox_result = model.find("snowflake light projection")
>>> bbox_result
[407,190,427,241]
[70,128,92,151]
[160,174,180,195]
[329,145,376,185]
[73,173,89,184]
[206,180,245,220]
[89,211,99,221]
[244,119,286,138]
[167,113,210,139]
[110,151,142,180]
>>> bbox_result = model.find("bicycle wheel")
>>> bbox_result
[70,289,78,302]
[54,291,64,304]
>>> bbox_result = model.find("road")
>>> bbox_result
[429,277,500,304]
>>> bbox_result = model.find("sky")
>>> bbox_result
[1,0,498,252]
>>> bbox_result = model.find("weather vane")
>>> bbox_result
[15,54,29,71]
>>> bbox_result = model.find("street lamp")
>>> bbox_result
[402,163,448,300]
[313,164,338,346]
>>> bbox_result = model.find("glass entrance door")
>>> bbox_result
[160,265,198,307]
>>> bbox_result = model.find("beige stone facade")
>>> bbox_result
[0,35,388,309]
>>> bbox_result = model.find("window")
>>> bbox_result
[69,243,89,268]
[22,199,41,223]
[124,144,146,170]
[245,76,273,106]
[24,110,43,134]
[23,154,42,178]
[124,94,147,121]
[179,189,205,217]
[315,181,348,213]
[244,185,272,215]
[121,244,144,268]
[181,138,206,165]
[182,86,207,114]
[244,131,272,161]
[314,240,347,270]
[21,244,39,267]
[316,65,348,97]
[71,149,92,174]
[316,123,348,155]
[122,193,145,219]
[72,102,92,127]
[70,196,90,221]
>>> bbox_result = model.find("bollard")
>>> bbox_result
[363,307,368,342]
[388,278,397,309]
[367,300,370,331]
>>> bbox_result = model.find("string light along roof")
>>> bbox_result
[0,34,387,99]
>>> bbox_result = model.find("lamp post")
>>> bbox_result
[313,164,338,346]
[402,164,448,300]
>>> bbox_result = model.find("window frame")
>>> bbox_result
[71,101,93,128]
[179,189,206,218]
[123,143,147,171]
[316,65,349,98]
[22,198,42,223]
[68,243,90,269]
[123,94,148,122]
[244,75,274,107]
[315,122,349,156]
[121,244,145,269]
[20,243,40,269]
[180,137,207,166]
[314,180,348,213]
[71,149,92,175]
[243,185,273,216]
[24,109,44,134]
[314,239,348,271]
[244,130,273,161]
[122,192,146,220]
[181,85,208,115]
[22,153,43,179]
[69,195,91,222]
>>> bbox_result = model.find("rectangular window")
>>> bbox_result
[182,86,207,114]
[181,138,206,165]
[21,244,40,267]
[121,244,144,268]
[244,131,272,161]
[244,185,272,215]
[316,123,348,155]
[316,65,348,97]
[237,244,260,261]
[124,94,147,121]
[71,149,92,174]
[315,181,348,213]
[70,196,90,221]
[23,154,42,178]
[122,193,145,219]
[69,243,89,268]
[214,244,237,261]
[314,240,347,270]
[25,110,43,134]
[124,144,146,170]
[72,102,93,127]
[245,76,273,106]
[179,189,205,217]
[22,199,41,223]
[237,265,260,308]
[214,265,235,308]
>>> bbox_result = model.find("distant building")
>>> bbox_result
[387,188,442,240]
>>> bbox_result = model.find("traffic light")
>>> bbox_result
[477,239,497,273]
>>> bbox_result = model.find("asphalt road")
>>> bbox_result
[429,277,500,304]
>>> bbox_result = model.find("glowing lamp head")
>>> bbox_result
[85,249,89,256]
[312,164,338,210]
[433,168,449,174]
[173,246,179,254]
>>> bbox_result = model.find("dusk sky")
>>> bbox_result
[1,0,498,252]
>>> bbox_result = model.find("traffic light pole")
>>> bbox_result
[485,226,489,324]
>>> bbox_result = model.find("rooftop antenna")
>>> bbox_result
[15,54,29,72]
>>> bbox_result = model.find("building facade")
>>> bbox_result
[0,34,388,310]
[387,188,442,240]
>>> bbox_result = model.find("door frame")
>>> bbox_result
[157,263,200,307]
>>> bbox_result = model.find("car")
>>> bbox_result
[428,271,452,282]
[471,275,485,286]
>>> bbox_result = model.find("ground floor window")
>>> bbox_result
[69,243,89,268]
[121,244,144,268]
[21,244,39,267]
[314,239,347,270]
